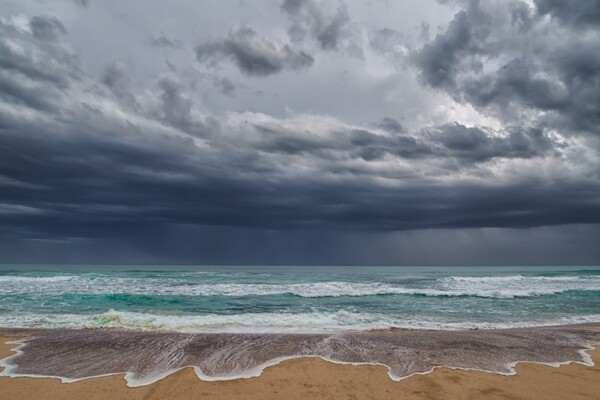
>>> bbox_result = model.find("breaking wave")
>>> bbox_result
[2,309,600,333]
[0,274,599,299]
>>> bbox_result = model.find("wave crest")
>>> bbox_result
[1,273,600,298]
[2,309,600,333]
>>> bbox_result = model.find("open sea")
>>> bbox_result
[1,265,599,333]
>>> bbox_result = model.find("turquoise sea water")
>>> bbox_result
[0,265,599,332]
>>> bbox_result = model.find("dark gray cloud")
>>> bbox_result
[101,61,128,89]
[195,27,314,76]
[280,0,353,51]
[98,61,148,117]
[0,113,592,235]
[0,2,599,264]
[412,0,489,89]
[0,19,76,112]
[535,0,600,27]
[425,123,556,162]
[253,121,557,164]
[375,117,405,134]
[0,14,596,237]
[100,61,137,107]
[1,119,597,240]
[30,16,67,42]
[460,59,570,111]
[412,0,600,137]
[158,77,194,127]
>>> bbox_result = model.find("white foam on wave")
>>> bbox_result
[0,276,74,283]
[438,275,600,298]
[0,278,410,297]
[2,309,600,333]
[1,273,599,298]
[0,309,393,333]
[448,275,583,282]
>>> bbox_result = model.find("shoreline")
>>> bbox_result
[1,337,598,387]
[1,324,599,385]
[1,330,600,400]
[2,314,600,334]
[1,320,599,334]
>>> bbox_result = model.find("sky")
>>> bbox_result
[0,0,599,265]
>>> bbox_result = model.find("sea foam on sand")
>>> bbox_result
[0,324,598,387]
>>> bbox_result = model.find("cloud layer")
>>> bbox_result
[0,0,598,264]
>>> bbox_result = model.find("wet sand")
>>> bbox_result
[1,328,600,399]
[2,326,600,384]
[1,336,600,400]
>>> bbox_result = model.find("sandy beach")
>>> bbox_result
[2,0,600,395]
[1,330,599,400]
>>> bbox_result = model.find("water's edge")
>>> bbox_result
[1,324,598,387]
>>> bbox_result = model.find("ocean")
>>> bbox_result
[1,265,599,333]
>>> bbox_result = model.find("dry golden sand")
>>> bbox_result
[1,335,600,400]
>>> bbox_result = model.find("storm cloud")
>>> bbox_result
[280,0,356,52]
[411,0,600,136]
[195,27,314,76]
[0,0,598,264]
[534,0,600,27]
